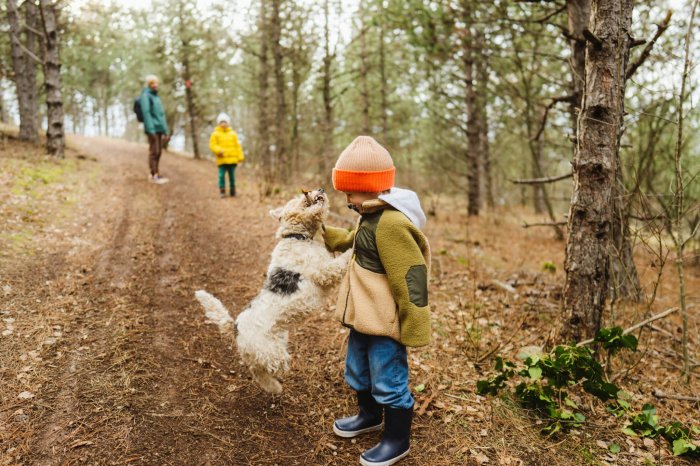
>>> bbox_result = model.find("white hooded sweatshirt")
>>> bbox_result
[379,187,427,230]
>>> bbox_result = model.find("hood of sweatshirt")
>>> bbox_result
[378,187,427,229]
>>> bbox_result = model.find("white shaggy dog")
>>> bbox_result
[196,188,351,394]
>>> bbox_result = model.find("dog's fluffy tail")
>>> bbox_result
[195,290,234,331]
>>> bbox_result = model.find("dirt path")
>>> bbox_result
[4,136,471,466]
[0,137,362,465]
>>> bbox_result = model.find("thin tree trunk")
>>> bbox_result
[271,0,287,179]
[476,30,494,209]
[379,10,389,145]
[462,1,480,216]
[321,0,334,178]
[39,0,65,158]
[177,1,199,159]
[673,0,699,384]
[290,60,301,176]
[609,161,642,301]
[183,59,199,158]
[7,0,40,142]
[359,5,371,134]
[257,0,272,189]
[562,0,633,342]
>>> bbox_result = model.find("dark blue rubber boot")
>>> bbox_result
[333,391,383,438]
[360,406,412,466]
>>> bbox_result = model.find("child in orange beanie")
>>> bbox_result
[323,136,430,466]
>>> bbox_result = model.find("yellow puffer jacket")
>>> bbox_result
[209,126,245,165]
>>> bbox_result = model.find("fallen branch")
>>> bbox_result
[511,172,573,185]
[492,279,517,294]
[650,324,680,342]
[653,389,700,403]
[577,307,679,347]
[477,317,526,363]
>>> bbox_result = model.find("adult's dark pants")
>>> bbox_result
[147,133,164,176]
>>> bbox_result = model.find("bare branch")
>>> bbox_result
[626,10,673,80]
[577,307,680,347]
[511,172,573,185]
[532,94,577,141]
[522,221,568,229]
[653,389,700,403]
[582,28,603,49]
[10,33,44,65]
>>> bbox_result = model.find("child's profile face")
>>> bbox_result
[344,192,379,211]
[219,121,229,129]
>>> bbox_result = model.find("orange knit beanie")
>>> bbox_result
[332,136,395,192]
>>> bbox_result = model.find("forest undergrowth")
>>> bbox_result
[0,133,698,465]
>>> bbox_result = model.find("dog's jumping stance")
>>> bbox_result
[196,188,351,394]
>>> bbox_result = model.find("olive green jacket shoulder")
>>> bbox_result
[324,204,431,347]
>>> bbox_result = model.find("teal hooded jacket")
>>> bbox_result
[140,88,169,135]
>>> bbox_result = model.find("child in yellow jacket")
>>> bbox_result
[209,113,245,197]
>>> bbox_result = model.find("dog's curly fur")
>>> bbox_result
[196,189,351,394]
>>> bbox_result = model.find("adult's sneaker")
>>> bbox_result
[153,175,169,185]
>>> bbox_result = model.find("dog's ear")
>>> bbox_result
[269,207,284,221]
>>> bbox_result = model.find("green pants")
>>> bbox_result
[218,164,237,191]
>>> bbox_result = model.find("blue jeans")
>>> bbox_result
[218,164,236,190]
[345,330,414,409]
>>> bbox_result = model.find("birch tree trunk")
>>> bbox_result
[39,0,65,158]
[7,0,40,143]
[561,0,634,342]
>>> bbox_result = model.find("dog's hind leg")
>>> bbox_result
[250,366,283,395]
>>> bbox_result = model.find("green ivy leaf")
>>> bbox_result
[622,427,638,437]
[415,383,425,393]
[620,334,638,351]
[672,438,696,456]
[528,366,542,380]
[609,443,621,454]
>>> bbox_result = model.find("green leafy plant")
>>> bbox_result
[476,356,516,396]
[477,327,635,435]
[594,326,638,355]
[476,328,700,456]
[622,404,660,438]
[542,261,557,273]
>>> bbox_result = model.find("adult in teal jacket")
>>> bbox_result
[141,75,170,183]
